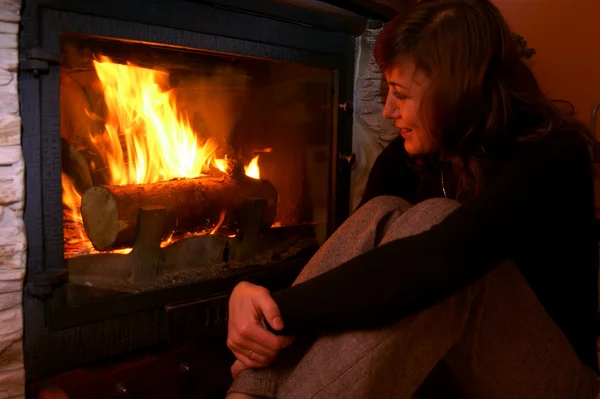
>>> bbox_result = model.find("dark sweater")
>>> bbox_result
[271,129,599,372]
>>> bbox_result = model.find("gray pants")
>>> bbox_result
[229,196,599,399]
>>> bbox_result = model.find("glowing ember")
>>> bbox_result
[160,231,176,248]
[245,155,260,179]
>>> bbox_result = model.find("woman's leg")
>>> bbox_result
[229,196,456,398]
[229,197,599,398]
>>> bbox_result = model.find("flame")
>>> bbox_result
[245,155,260,179]
[62,173,82,222]
[62,56,263,254]
[61,173,87,242]
[87,55,228,185]
[210,209,227,235]
[214,158,230,174]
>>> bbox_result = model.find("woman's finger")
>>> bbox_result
[227,335,278,359]
[228,340,275,367]
[233,348,272,368]
[236,321,292,352]
[231,360,249,379]
[253,290,284,331]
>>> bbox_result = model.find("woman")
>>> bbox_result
[227,0,599,397]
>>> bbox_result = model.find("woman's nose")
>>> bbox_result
[382,94,400,120]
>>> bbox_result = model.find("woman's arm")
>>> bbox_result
[271,131,594,334]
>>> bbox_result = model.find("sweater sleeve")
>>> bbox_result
[270,131,592,334]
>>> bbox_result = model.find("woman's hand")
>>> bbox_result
[227,282,294,375]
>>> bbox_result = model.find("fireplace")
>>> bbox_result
[11,0,407,395]
[18,0,362,385]
[59,31,333,293]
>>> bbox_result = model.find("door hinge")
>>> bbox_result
[20,48,63,75]
[26,269,68,299]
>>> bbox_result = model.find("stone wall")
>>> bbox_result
[350,21,396,210]
[0,0,25,398]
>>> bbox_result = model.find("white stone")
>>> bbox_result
[0,207,22,227]
[0,269,23,281]
[351,27,396,210]
[0,32,16,49]
[0,224,23,248]
[0,69,13,86]
[0,91,17,114]
[0,147,23,206]
[0,306,23,338]
[0,341,23,370]
[0,11,19,23]
[0,146,20,165]
[0,175,23,205]
[7,202,22,212]
[0,4,23,397]
[0,292,21,311]
[0,76,16,95]
[0,115,19,146]
[0,249,25,271]
[0,359,23,373]
[0,367,25,398]
[0,22,18,34]
[0,0,20,15]
[0,279,20,293]
[0,50,17,71]
[0,307,21,360]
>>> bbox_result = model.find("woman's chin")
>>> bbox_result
[404,142,422,156]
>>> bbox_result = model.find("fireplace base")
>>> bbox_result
[30,340,235,399]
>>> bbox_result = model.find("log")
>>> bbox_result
[80,174,278,251]
[61,137,93,195]
[129,206,166,284]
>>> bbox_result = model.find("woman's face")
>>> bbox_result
[383,59,437,156]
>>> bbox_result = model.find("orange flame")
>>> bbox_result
[62,56,262,253]
[210,209,227,235]
[61,173,87,242]
[245,155,260,179]
[89,56,224,184]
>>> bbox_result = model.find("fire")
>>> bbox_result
[62,56,262,253]
[61,173,86,242]
[89,56,223,184]
[245,155,260,179]
[86,56,261,184]
[210,209,227,235]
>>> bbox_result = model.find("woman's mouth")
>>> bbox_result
[400,128,412,138]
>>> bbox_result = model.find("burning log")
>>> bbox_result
[80,173,278,251]
[61,138,93,195]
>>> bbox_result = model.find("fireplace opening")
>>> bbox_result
[59,32,333,294]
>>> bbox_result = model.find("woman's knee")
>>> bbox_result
[410,198,461,221]
[356,195,413,215]
[379,198,460,242]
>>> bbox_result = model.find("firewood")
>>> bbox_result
[80,173,278,251]
[61,137,93,195]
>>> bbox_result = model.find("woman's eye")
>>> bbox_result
[377,88,389,104]
[394,92,409,100]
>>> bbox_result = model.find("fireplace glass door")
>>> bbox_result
[59,33,334,293]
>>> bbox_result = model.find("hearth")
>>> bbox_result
[60,31,329,293]
[20,0,364,385]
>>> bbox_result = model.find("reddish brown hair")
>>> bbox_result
[374,0,590,193]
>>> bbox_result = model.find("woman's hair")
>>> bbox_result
[374,0,591,194]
